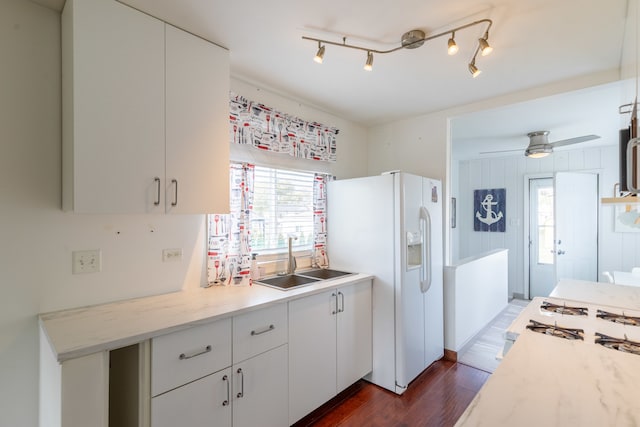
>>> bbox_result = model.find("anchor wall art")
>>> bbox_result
[474,188,506,232]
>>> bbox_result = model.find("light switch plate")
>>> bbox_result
[72,249,101,274]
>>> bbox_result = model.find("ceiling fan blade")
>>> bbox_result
[551,134,600,147]
[479,148,524,155]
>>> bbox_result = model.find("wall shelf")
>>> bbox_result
[601,196,640,204]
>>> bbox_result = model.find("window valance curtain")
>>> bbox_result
[229,93,338,163]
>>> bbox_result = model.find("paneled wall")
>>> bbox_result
[453,145,640,297]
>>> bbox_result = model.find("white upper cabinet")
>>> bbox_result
[165,24,229,214]
[62,0,230,214]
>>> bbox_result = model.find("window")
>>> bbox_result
[536,186,554,265]
[251,166,314,253]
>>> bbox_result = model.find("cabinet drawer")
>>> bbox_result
[233,304,287,363]
[152,318,231,396]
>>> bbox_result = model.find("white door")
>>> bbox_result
[151,368,232,427]
[395,173,426,390]
[529,178,556,298]
[232,345,288,427]
[336,281,372,393]
[554,172,598,282]
[165,24,230,214]
[288,290,337,424]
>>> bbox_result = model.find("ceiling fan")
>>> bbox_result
[480,131,601,158]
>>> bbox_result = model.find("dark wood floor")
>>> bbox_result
[293,360,490,427]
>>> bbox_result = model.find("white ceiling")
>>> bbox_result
[34,0,632,158]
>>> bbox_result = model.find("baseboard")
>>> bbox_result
[444,348,457,362]
[511,292,525,300]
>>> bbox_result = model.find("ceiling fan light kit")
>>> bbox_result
[302,18,493,75]
[524,130,600,158]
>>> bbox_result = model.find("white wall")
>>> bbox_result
[0,2,367,425]
[454,145,640,297]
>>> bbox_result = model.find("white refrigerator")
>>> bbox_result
[327,172,444,395]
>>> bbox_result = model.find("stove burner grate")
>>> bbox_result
[526,319,584,340]
[540,301,588,316]
[596,309,640,326]
[595,333,640,355]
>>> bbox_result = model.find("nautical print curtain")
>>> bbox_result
[207,163,255,286]
[312,173,331,267]
[229,93,339,162]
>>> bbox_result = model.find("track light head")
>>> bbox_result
[314,44,325,64]
[364,51,373,71]
[468,60,481,78]
[478,34,493,56]
[447,32,458,55]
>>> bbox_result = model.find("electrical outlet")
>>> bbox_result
[163,248,183,262]
[72,250,101,274]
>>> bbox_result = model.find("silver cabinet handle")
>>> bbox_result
[171,179,178,206]
[236,368,244,398]
[338,291,345,313]
[222,374,229,406]
[178,344,211,360]
[331,292,337,315]
[251,324,275,336]
[154,177,161,206]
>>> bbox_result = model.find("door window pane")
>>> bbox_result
[537,187,554,264]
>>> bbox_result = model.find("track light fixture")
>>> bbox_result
[478,32,493,56]
[303,18,493,76]
[364,51,374,71]
[468,59,481,78]
[314,42,325,64]
[447,32,459,55]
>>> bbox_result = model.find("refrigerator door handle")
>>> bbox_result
[419,206,432,293]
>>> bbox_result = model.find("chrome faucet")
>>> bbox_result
[288,235,298,275]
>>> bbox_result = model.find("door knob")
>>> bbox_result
[557,250,565,255]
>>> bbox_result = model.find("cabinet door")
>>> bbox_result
[337,280,373,392]
[232,344,288,427]
[63,0,165,213]
[165,24,230,214]
[151,368,232,427]
[288,290,337,424]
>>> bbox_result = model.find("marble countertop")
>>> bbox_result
[457,282,640,425]
[550,279,640,310]
[40,273,372,362]
[455,330,640,426]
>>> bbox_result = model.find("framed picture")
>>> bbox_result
[474,188,506,232]
[614,203,640,232]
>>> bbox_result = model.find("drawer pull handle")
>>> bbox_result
[222,374,230,406]
[178,344,212,360]
[236,368,244,398]
[154,177,161,206]
[171,179,178,207]
[250,324,275,336]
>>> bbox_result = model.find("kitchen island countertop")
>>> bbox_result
[40,273,372,362]
[456,280,640,426]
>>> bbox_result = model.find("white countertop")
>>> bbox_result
[39,273,372,362]
[550,279,640,310]
[455,330,640,426]
[457,285,640,426]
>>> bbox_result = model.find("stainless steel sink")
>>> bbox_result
[256,274,321,290]
[296,268,353,280]
[256,269,353,290]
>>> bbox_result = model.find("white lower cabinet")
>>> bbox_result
[150,303,288,427]
[151,368,232,427]
[288,279,372,424]
[232,344,288,427]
